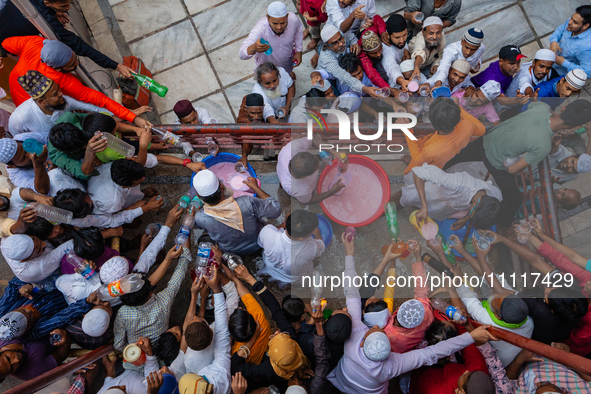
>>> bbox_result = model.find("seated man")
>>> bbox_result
[1,233,73,283]
[531,137,591,184]
[173,99,217,125]
[395,59,428,90]
[430,27,486,85]
[404,0,462,37]
[423,59,474,95]
[452,80,502,124]
[252,62,294,123]
[277,137,345,204]
[409,17,446,77]
[8,70,109,136]
[549,5,591,77]
[257,210,325,288]
[517,185,581,218]
[0,135,50,194]
[506,49,557,97]
[317,25,380,98]
[192,169,281,256]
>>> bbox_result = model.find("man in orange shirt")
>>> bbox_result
[404,98,486,176]
[2,36,149,128]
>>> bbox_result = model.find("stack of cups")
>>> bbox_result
[515,222,532,244]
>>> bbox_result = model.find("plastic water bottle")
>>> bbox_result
[65,250,96,280]
[206,137,219,156]
[155,195,166,209]
[189,196,203,211]
[95,132,135,158]
[337,153,349,173]
[437,232,457,265]
[432,298,467,323]
[27,202,73,224]
[132,72,168,97]
[97,273,145,299]
[179,188,197,209]
[319,150,332,164]
[195,241,213,279]
[260,38,273,55]
[311,268,324,312]
[32,277,56,293]
[175,205,196,246]
[23,139,44,156]
[49,333,62,345]
[151,127,181,146]
[384,202,400,240]
[222,252,243,271]
[145,223,162,237]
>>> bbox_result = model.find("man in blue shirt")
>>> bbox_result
[535,68,587,109]
[549,5,591,77]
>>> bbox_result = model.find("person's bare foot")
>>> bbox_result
[142,187,159,197]
[402,154,412,165]
[307,38,318,50]
[303,28,310,39]
[311,53,319,68]
[390,190,403,209]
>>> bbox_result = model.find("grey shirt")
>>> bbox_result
[194,196,281,256]
[405,0,462,36]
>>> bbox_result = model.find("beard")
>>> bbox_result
[49,101,67,111]
[425,39,440,48]
[394,42,405,49]
[263,86,283,100]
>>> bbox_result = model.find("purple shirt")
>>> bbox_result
[0,338,57,381]
[60,246,132,275]
[471,61,514,93]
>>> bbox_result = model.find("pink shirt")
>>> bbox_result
[239,13,304,74]
[277,138,318,203]
[452,90,500,123]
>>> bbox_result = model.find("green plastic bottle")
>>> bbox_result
[384,202,400,240]
[132,72,168,97]
[576,127,587,135]
[438,232,457,265]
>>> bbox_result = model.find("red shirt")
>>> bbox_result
[565,306,591,357]
[299,0,327,27]
[357,15,390,89]
[2,36,136,123]
[409,324,489,394]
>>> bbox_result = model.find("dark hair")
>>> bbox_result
[54,189,92,218]
[560,99,591,127]
[576,5,591,25]
[255,62,280,85]
[338,52,362,74]
[429,98,462,134]
[185,321,214,351]
[81,113,117,135]
[200,184,224,205]
[0,195,10,212]
[120,273,153,306]
[49,122,92,153]
[425,320,458,345]
[291,152,318,177]
[287,210,319,238]
[154,332,180,366]
[228,308,257,342]
[364,300,388,314]
[306,88,326,98]
[472,195,503,229]
[282,296,306,323]
[25,217,54,240]
[111,159,145,187]
[547,288,589,325]
[73,227,105,261]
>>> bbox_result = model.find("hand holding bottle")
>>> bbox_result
[166,245,183,260]
[165,204,183,227]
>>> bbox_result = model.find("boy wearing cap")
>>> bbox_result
[424,59,474,95]
[506,49,557,98]
[535,69,587,106]
[239,2,304,74]
[409,16,446,77]
[431,28,486,85]
[0,133,50,195]
[173,100,217,126]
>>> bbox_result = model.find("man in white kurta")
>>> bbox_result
[251,65,294,121]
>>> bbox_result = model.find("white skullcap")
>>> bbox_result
[267,1,288,18]
[192,169,220,197]
[82,308,110,337]
[99,256,129,284]
[578,153,591,173]
[337,92,362,114]
[534,49,556,62]
[423,16,443,29]
[363,308,391,329]
[451,59,471,74]
[0,138,17,164]
[321,24,341,43]
[363,331,391,361]
[312,80,331,92]
[480,80,502,101]
[104,390,126,394]
[0,311,28,340]
[1,234,35,261]
[285,386,307,394]
[400,59,415,73]
[397,299,425,328]
[565,69,587,89]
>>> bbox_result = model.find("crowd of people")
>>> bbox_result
[0,0,591,393]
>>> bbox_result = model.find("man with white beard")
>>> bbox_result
[251,62,294,123]
[409,16,446,77]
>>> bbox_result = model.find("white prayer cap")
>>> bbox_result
[451,59,471,74]
[104,390,126,394]
[192,170,220,197]
[363,308,391,329]
[423,16,443,29]
[82,308,111,337]
[400,59,415,73]
[99,256,129,284]
[337,92,362,114]
[1,234,34,261]
[267,1,288,18]
[285,386,307,394]
[397,299,425,328]
[0,138,17,164]
[363,331,391,361]
[321,24,341,43]
[565,69,587,90]
[480,80,502,101]
[578,153,591,173]
[0,311,29,340]
[534,49,556,62]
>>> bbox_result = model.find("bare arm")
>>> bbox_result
[148,245,183,286]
